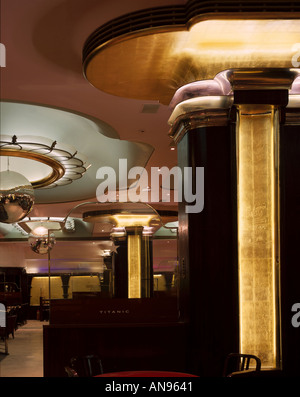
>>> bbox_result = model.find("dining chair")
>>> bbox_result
[0,329,8,355]
[6,315,17,338]
[70,354,104,377]
[223,353,261,377]
[64,366,79,377]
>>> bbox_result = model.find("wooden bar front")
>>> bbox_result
[43,297,188,377]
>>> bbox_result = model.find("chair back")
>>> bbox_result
[64,366,79,377]
[70,354,103,377]
[223,353,261,377]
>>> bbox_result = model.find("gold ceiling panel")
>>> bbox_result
[83,18,300,105]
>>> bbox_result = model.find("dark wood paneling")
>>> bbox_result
[177,125,239,377]
[43,322,187,377]
[49,297,179,325]
[279,124,300,376]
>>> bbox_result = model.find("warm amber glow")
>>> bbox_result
[69,276,101,296]
[112,214,158,227]
[30,276,63,305]
[237,105,279,368]
[84,19,300,104]
[127,234,141,298]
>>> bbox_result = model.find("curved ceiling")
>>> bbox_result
[0,100,153,204]
[83,18,300,104]
[0,0,183,224]
[1,0,299,249]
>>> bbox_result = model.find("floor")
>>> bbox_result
[0,320,46,377]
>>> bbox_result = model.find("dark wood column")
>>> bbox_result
[112,237,128,298]
[175,122,239,377]
[279,122,300,376]
[141,236,153,298]
[60,275,70,299]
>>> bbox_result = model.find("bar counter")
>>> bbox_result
[43,297,188,377]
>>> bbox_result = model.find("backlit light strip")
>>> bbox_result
[236,104,279,368]
[127,234,141,299]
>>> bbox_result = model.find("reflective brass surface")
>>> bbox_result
[28,233,56,255]
[0,149,65,188]
[168,96,232,143]
[227,68,299,91]
[83,210,159,227]
[84,19,300,104]
[0,170,35,223]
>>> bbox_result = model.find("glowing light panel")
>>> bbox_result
[237,104,279,368]
[127,234,141,299]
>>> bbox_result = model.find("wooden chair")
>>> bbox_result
[223,353,261,377]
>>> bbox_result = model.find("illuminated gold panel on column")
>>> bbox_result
[237,105,279,368]
[127,234,141,299]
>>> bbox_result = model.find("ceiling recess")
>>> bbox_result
[141,104,160,114]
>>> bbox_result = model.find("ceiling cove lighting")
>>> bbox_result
[0,135,89,189]
[83,18,300,105]
[17,217,75,235]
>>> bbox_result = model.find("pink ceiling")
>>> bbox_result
[1,0,186,218]
[1,1,182,271]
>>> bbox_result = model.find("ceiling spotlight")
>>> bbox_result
[0,170,35,224]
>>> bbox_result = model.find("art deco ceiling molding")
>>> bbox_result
[0,101,154,204]
[0,134,88,189]
[83,0,300,105]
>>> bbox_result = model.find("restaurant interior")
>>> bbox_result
[1,0,300,378]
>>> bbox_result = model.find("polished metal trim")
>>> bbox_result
[226,68,299,91]
[168,96,233,144]
[0,149,65,188]
[83,1,300,67]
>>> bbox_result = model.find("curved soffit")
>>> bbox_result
[0,101,154,204]
[83,1,300,104]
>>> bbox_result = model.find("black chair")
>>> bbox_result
[223,353,261,377]
[0,329,8,355]
[64,366,79,377]
[70,354,104,377]
[5,315,17,339]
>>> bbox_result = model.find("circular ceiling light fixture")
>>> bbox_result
[0,170,34,224]
[0,135,89,189]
